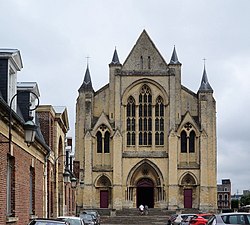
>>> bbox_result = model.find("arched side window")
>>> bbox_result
[96,124,110,153]
[104,131,110,153]
[181,123,196,153]
[181,130,187,153]
[155,96,164,145]
[96,131,102,153]
[126,96,136,146]
[139,85,152,145]
[189,130,195,153]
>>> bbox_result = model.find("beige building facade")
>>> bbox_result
[75,30,217,212]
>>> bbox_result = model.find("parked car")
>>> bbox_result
[58,216,85,225]
[207,212,250,225]
[28,218,69,225]
[81,210,100,225]
[189,216,208,225]
[170,214,196,225]
[196,213,213,220]
[80,213,96,225]
[168,214,178,225]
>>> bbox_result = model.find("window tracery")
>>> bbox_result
[126,85,164,147]
[96,124,110,153]
[181,122,196,153]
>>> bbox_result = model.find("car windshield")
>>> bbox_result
[81,214,93,220]
[60,218,81,225]
[30,222,65,225]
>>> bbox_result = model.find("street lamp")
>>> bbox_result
[79,180,85,189]
[70,177,78,189]
[0,91,39,148]
[54,154,77,187]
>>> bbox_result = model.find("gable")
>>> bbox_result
[122,30,168,71]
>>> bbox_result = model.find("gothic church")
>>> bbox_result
[75,30,217,212]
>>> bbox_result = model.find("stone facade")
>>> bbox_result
[75,30,217,212]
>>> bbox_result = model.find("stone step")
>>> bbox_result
[101,215,169,224]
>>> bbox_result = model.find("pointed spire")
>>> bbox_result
[169,46,181,64]
[110,48,121,65]
[199,63,213,93]
[78,65,93,92]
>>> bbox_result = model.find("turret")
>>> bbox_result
[78,65,93,93]
[169,46,181,65]
[75,65,94,162]
[198,64,217,210]
[109,48,122,122]
[168,46,182,126]
[198,65,213,93]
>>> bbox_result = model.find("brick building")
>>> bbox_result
[0,49,75,224]
[217,179,231,210]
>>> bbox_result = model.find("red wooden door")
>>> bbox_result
[184,189,192,208]
[100,190,109,208]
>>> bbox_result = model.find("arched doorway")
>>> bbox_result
[95,175,112,208]
[180,173,197,209]
[136,178,154,208]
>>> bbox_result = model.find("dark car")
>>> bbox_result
[58,216,85,225]
[81,210,100,225]
[207,212,250,225]
[28,218,69,225]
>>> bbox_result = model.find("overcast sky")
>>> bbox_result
[1,0,249,194]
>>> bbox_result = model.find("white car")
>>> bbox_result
[207,213,250,225]
[171,214,196,225]
[58,216,85,225]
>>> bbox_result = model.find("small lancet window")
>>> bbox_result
[148,56,151,69]
[140,56,143,70]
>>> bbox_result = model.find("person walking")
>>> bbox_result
[139,204,144,215]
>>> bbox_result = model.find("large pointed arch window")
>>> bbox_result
[127,96,136,146]
[155,96,164,145]
[96,125,110,153]
[139,85,152,145]
[181,123,196,153]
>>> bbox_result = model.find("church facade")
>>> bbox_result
[74,30,217,212]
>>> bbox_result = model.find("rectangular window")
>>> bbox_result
[7,155,15,216]
[30,167,35,214]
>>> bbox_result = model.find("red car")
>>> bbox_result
[189,214,212,225]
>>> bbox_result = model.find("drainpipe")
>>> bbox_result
[44,149,51,218]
